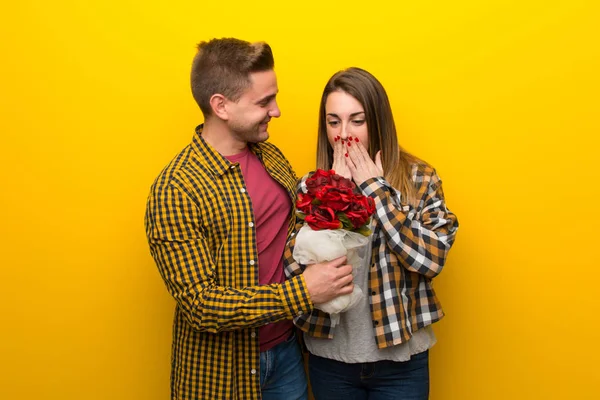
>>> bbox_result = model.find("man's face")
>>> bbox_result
[226,69,281,144]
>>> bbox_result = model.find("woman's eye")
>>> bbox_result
[327,120,340,127]
[352,120,365,125]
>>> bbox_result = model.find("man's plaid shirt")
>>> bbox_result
[145,126,313,399]
[284,162,458,348]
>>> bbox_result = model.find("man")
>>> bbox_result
[145,37,354,400]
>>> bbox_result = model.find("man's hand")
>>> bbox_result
[303,256,354,304]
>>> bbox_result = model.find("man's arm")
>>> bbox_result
[145,181,353,333]
[145,181,312,333]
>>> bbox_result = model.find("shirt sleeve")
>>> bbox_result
[283,219,334,338]
[283,173,310,279]
[359,169,458,279]
[281,173,337,338]
[145,181,313,333]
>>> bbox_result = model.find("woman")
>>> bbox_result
[284,67,459,399]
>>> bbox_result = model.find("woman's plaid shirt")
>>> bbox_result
[145,126,313,400]
[284,163,458,348]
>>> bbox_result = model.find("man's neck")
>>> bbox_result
[201,119,248,156]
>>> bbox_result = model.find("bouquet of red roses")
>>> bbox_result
[293,169,376,326]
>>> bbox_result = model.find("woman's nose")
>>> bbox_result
[340,124,349,140]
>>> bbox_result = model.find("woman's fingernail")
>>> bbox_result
[347,142,352,146]
[345,153,348,157]
[355,138,359,142]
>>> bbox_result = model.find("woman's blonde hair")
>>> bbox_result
[316,67,422,205]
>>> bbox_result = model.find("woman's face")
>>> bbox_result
[324,90,369,148]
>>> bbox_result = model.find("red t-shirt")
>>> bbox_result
[225,147,293,351]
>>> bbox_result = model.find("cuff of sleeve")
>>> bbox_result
[280,275,313,319]
[359,176,392,198]
[359,176,412,215]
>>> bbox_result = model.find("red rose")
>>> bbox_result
[305,169,333,195]
[329,174,356,191]
[367,197,375,214]
[299,169,376,236]
[346,209,370,228]
[305,205,343,230]
[315,186,354,212]
[352,195,375,215]
[296,193,314,214]
[344,195,375,228]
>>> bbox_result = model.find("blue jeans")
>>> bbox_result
[308,350,430,400]
[260,331,308,400]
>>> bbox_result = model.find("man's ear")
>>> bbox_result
[209,94,229,120]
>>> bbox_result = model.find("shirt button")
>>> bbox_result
[371,291,376,295]
[251,332,256,338]
[373,320,379,325]
[250,368,257,375]
[249,260,255,266]
[249,222,254,228]
[240,188,246,193]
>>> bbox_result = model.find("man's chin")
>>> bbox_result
[257,125,270,140]
[247,130,269,144]
[257,132,269,142]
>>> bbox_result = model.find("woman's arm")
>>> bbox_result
[360,169,458,279]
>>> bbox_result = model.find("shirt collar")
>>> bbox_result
[191,124,263,177]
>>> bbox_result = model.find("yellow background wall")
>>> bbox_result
[1,1,599,399]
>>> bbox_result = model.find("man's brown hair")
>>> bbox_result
[191,38,274,116]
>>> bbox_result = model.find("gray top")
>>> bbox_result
[304,234,436,363]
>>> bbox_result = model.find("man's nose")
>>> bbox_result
[268,102,281,118]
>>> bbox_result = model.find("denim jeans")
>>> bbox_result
[308,350,429,400]
[260,331,308,400]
